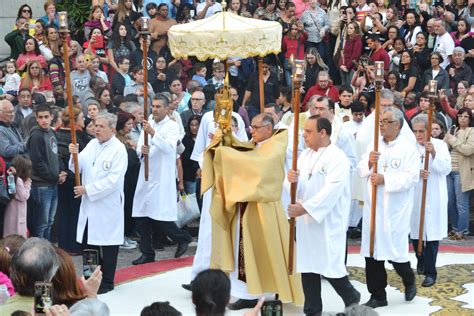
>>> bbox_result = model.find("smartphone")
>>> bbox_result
[92,34,104,48]
[261,299,283,316]
[83,249,99,280]
[34,282,53,315]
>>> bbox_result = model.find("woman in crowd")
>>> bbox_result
[19,61,53,94]
[116,111,140,249]
[45,26,61,60]
[303,47,327,97]
[421,52,450,93]
[411,32,432,74]
[384,6,400,28]
[382,25,400,51]
[34,20,48,46]
[15,4,35,36]
[228,0,241,14]
[339,21,363,87]
[16,38,47,73]
[107,22,136,74]
[113,0,141,42]
[170,78,191,113]
[457,80,470,99]
[254,0,279,21]
[56,107,90,255]
[240,0,257,16]
[52,248,87,307]
[398,50,421,95]
[96,87,114,112]
[181,115,201,196]
[282,21,308,86]
[84,5,112,41]
[176,4,194,24]
[387,37,406,71]
[443,107,474,241]
[440,91,474,120]
[84,28,109,72]
[278,1,296,36]
[150,56,170,93]
[385,70,402,92]
[450,18,473,47]
[401,10,422,49]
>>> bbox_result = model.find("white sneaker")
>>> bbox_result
[125,237,137,245]
[120,238,136,249]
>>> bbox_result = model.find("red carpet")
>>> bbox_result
[115,256,193,284]
[115,245,473,284]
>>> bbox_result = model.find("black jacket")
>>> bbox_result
[26,126,60,185]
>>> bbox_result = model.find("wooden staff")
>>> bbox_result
[58,12,80,186]
[258,58,264,113]
[369,61,385,257]
[417,80,436,256]
[288,60,304,274]
[140,18,150,181]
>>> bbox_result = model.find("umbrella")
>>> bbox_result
[168,9,282,113]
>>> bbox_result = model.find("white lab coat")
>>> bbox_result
[410,138,451,240]
[290,144,351,278]
[357,136,419,262]
[132,116,179,221]
[69,136,128,246]
[190,111,247,279]
[354,112,415,202]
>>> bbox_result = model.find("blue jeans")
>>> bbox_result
[30,184,58,240]
[184,180,197,195]
[446,171,470,234]
[284,58,292,87]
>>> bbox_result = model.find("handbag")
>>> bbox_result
[0,157,11,206]
[175,193,200,228]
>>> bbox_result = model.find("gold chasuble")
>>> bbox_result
[201,129,303,305]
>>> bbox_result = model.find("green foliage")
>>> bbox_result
[56,0,91,37]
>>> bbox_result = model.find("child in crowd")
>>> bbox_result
[3,155,32,239]
[191,63,207,87]
[0,61,22,101]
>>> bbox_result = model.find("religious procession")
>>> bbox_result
[0,0,473,315]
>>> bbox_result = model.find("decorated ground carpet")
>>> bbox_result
[99,246,474,315]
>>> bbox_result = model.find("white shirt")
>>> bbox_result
[434,32,455,69]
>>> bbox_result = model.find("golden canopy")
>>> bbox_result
[168,11,282,61]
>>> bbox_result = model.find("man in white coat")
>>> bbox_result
[132,94,192,265]
[357,107,418,308]
[287,116,360,315]
[69,112,128,294]
[410,114,451,287]
[182,110,247,290]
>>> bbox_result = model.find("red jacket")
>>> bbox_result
[340,35,363,71]
[302,82,339,110]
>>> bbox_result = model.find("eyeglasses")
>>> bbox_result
[379,119,397,125]
[23,9,31,13]
[191,98,204,101]
[250,124,269,130]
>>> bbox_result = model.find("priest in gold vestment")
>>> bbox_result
[201,113,303,308]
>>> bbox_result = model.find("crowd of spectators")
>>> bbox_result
[0,0,473,314]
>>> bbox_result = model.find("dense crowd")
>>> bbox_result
[0,0,473,314]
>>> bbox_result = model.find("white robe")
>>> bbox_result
[190,111,247,279]
[345,119,364,227]
[132,116,179,221]
[357,135,419,262]
[354,112,415,202]
[69,136,128,246]
[410,138,451,241]
[292,144,351,278]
